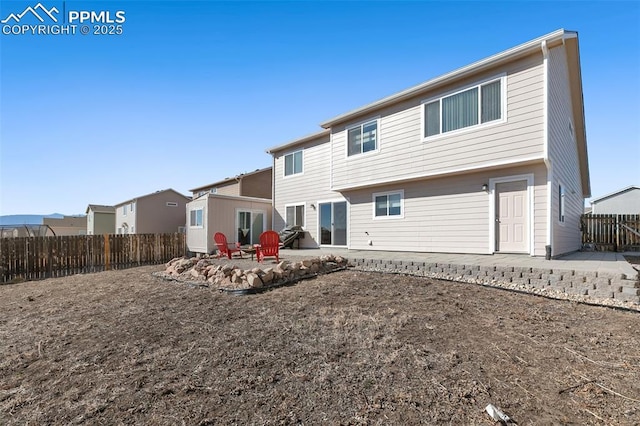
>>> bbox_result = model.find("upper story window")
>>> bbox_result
[122,205,127,216]
[373,190,403,218]
[348,119,378,156]
[424,78,503,138]
[167,202,178,207]
[284,150,303,176]
[210,188,217,194]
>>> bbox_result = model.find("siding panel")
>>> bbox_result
[331,53,546,190]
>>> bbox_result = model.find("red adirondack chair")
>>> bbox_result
[214,232,242,259]
[255,230,280,263]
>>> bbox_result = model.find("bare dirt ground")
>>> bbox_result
[1,265,639,425]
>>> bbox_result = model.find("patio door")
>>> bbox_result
[237,210,265,245]
[319,201,347,246]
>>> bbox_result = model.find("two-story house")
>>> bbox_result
[85,204,116,235]
[267,29,590,257]
[115,189,190,235]
[186,167,273,254]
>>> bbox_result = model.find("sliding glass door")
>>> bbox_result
[319,201,347,246]
[237,210,265,245]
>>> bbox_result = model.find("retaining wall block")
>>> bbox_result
[513,266,533,274]
[480,266,496,273]
[530,279,551,289]
[620,286,640,296]
[532,268,553,275]
[613,293,640,303]
[592,277,612,290]
[565,286,588,296]
[511,277,530,286]
[589,288,615,299]
[523,272,543,280]
[502,271,523,279]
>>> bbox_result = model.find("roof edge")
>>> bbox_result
[189,166,273,192]
[589,185,640,204]
[266,129,330,154]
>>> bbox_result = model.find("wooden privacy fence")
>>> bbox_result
[0,233,186,283]
[581,214,640,252]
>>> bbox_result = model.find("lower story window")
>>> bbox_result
[190,209,203,227]
[373,191,403,218]
[286,204,305,227]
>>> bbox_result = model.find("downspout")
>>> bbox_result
[541,39,552,259]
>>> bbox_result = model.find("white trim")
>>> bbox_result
[331,156,544,192]
[345,117,380,158]
[284,202,306,228]
[421,74,507,142]
[489,174,535,255]
[372,190,405,220]
[283,149,304,178]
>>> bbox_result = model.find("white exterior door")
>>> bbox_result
[495,180,528,253]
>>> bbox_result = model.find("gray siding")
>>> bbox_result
[272,133,343,248]
[346,164,547,255]
[90,212,115,235]
[592,189,640,214]
[548,45,584,256]
[331,53,546,190]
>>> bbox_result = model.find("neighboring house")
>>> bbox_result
[189,167,272,199]
[267,29,590,257]
[590,186,640,214]
[86,204,116,235]
[115,189,190,234]
[186,168,273,254]
[43,216,87,236]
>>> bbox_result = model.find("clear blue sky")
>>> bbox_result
[1,1,638,215]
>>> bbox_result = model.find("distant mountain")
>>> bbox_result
[0,213,64,226]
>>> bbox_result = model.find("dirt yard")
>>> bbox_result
[1,265,639,425]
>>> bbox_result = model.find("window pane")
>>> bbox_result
[442,88,478,132]
[293,151,303,174]
[425,101,440,137]
[190,210,196,226]
[196,210,203,226]
[388,193,402,216]
[284,154,293,176]
[295,205,304,227]
[481,80,501,123]
[375,195,388,217]
[362,121,377,153]
[348,127,362,156]
[286,206,294,227]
